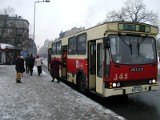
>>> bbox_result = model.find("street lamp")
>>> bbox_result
[33,0,50,56]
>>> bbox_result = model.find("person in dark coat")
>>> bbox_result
[50,56,64,83]
[25,54,29,73]
[15,54,22,83]
[28,54,35,76]
[20,56,25,76]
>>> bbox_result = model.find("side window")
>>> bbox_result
[97,43,103,78]
[105,49,110,78]
[68,36,77,55]
[77,33,86,55]
[52,43,56,55]
[56,41,61,55]
[90,44,96,74]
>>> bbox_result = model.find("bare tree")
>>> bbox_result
[0,7,15,43]
[7,22,29,50]
[106,0,159,25]
[0,6,15,16]
[0,16,29,48]
[0,15,8,43]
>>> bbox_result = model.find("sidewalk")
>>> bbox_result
[0,65,125,120]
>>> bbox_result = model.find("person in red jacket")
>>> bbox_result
[50,56,64,83]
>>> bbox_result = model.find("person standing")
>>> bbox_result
[20,56,25,77]
[35,55,43,76]
[28,54,35,76]
[50,56,64,83]
[25,54,29,73]
[15,54,22,83]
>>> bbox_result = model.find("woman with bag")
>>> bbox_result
[35,55,43,76]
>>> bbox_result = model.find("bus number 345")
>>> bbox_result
[114,73,128,80]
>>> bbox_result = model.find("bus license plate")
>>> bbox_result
[133,86,142,93]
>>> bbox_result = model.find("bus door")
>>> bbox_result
[48,48,51,71]
[61,46,67,78]
[96,40,104,94]
[88,41,96,90]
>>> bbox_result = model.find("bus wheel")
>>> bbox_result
[78,75,87,93]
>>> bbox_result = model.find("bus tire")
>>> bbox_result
[78,74,87,93]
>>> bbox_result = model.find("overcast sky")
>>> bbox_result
[1,0,160,48]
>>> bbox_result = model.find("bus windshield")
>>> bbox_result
[109,35,156,65]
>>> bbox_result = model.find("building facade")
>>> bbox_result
[0,15,33,64]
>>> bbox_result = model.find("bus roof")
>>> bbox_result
[52,21,159,45]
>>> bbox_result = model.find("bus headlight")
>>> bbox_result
[152,79,156,84]
[149,80,152,84]
[112,82,121,88]
[117,82,121,87]
[113,83,116,87]
[149,79,157,84]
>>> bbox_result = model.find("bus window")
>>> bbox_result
[105,48,110,78]
[90,44,96,74]
[77,33,86,55]
[109,35,156,64]
[97,43,103,78]
[56,41,61,55]
[52,43,56,55]
[68,36,77,55]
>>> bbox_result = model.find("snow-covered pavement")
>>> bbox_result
[0,65,125,120]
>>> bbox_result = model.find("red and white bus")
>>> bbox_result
[48,21,159,97]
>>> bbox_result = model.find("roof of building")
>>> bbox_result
[0,43,15,49]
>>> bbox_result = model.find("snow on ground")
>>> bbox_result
[0,65,125,120]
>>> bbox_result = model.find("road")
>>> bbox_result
[42,64,160,120]
[106,89,160,120]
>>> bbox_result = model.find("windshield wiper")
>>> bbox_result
[129,42,132,55]
[137,43,140,55]
[119,34,132,55]
[137,37,145,56]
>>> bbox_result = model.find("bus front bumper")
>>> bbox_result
[103,84,159,97]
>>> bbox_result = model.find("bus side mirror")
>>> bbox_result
[103,37,110,48]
